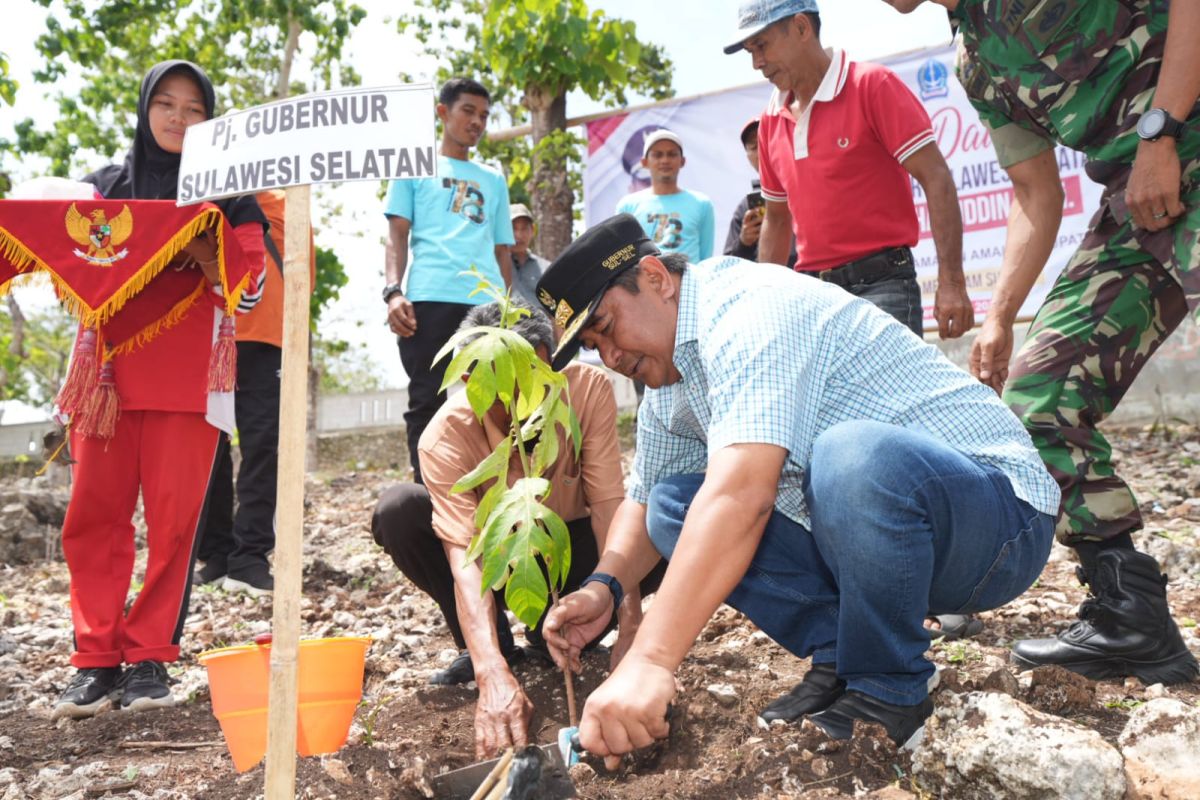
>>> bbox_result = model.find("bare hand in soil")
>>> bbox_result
[579,655,674,770]
[474,666,534,760]
[544,584,614,673]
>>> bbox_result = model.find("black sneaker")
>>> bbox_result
[809,690,933,749]
[192,558,228,586]
[118,661,175,712]
[429,647,527,686]
[52,667,122,720]
[759,662,846,723]
[223,561,273,597]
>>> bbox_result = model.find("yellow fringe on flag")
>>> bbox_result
[0,208,225,328]
[104,279,208,359]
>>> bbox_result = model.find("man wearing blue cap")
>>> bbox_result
[538,214,1059,756]
[726,0,973,345]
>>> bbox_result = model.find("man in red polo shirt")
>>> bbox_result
[726,0,973,341]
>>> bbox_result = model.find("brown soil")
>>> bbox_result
[1,427,1198,799]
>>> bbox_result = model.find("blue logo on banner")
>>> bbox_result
[917,58,949,101]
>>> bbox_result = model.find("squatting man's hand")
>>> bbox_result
[545,584,674,770]
[473,664,534,760]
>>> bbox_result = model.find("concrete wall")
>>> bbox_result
[0,421,53,458]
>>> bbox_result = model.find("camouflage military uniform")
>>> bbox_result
[955,0,1200,545]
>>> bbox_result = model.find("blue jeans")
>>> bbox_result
[645,421,1054,705]
[853,271,923,335]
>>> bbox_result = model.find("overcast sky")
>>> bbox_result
[2,0,954,389]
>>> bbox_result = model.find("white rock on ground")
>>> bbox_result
[912,691,1125,800]
[1118,697,1200,800]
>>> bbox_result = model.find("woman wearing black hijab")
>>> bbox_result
[54,61,268,719]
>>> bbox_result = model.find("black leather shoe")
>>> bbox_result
[429,647,526,686]
[52,667,123,720]
[809,690,933,747]
[759,662,846,723]
[1011,549,1199,685]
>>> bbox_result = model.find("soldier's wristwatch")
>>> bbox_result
[1137,108,1186,142]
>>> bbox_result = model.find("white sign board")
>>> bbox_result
[177,84,437,204]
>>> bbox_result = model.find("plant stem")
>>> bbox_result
[506,369,578,727]
[550,585,579,728]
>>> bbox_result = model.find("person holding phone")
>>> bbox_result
[723,118,796,267]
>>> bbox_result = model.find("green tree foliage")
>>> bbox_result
[0,297,74,406]
[17,0,366,177]
[437,269,580,628]
[0,52,17,107]
[311,245,347,325]
[399,0,674,259]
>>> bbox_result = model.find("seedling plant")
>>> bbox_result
[435,268,583,723]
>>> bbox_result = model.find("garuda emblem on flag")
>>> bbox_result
[66,203,133,266]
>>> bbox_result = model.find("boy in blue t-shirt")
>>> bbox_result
[382,77,514,483]
[615,129,715,263]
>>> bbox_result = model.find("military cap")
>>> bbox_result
[534,213,661,370]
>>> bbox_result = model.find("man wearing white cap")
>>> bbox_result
[615,129,716,263]
[726,0,973,343]
[508,203,549,308]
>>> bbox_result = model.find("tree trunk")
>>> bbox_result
[525,85,572,260]
[273,14,318,468]
[276,16,301,99]
[306,328,319,470]
[6,295,26,358]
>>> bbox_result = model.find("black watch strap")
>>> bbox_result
[382,283,405,303]
[581,572,625,610]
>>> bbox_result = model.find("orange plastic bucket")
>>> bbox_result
[197,636,371,772]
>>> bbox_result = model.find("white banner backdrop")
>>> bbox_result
[584,45,1101,330]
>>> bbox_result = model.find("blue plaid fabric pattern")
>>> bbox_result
[627,257,1061,527]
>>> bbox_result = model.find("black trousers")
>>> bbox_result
[371,483,665,650]
[198,341,281,573]
[398,301,474,484]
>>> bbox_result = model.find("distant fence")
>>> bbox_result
[315,368,641,434]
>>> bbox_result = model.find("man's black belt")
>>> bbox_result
[815,246,914,289]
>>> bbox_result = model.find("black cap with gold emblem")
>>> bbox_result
[535,213,660,370]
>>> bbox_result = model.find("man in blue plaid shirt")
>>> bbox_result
[537,214,1060,757]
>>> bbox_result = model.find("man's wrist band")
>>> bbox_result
[382,283,405,303]
[581,572,624,610]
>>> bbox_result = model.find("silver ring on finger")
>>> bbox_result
[1153,210,1168,220]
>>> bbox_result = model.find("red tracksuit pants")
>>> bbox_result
[62,410,220,668]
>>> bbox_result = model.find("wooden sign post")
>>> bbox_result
[177,84,436,797]
[264,182,311,798]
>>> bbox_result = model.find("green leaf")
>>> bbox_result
[504,554,550,630]
[452,437,512,494]
[465,359,498,421]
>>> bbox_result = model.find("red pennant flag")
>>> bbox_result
[0,199,252,343]
[0,199,254,436]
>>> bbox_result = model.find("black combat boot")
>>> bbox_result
[1011,549,1198,684]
